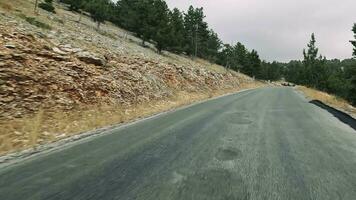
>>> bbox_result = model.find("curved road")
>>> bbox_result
[1,88,356,200]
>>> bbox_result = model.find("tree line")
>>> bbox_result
[57,0,268,76]
[51,1,355,105]
[284,29,356,106]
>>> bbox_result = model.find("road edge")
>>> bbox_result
[0,87,259,169]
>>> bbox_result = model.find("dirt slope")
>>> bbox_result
[0,0,263,155]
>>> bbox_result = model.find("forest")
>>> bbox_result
[53,0,355,105]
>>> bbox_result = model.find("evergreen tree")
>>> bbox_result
[39,0,56,13]
[303,33,320,66]
[151,0,171,53]
[203,30,222,62]
[116,0,138,30]
[217,44,234,69]
[244,50,261,78]
[347,25,356,104]
[352,23,356,57]
[167,8,185,53]
[62,0,84,11]
[347,66,356,105]
[302,33,327,88]
[62,0,86,22]
[85,0,109,29]
[183,6,209,58]
[233,42,248,70]
[260,61,282,81]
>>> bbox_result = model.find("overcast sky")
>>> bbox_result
[166,0,356,62]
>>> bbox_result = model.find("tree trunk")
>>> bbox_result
[97,21,100,30]
[77,11,82,23]
[34,0,38,14]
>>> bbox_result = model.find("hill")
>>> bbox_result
[0,0,263,155]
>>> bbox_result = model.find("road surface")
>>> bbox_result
[1,88,356,200]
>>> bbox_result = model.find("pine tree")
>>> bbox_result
[200,30,221,62]
[303,33,319,66]
[302,33,327,88]
[62,0,83,11]
[62,0,85,22]
[348,24,356,104]
[151,0,170,53]
[217,44,234,69]
[232,42,248,71]
[351,24,356,57]
[167,8,185,53]
[39,0,56,13]
[244,50,261,78]
[85,0,109,29]
[183,6,198,56]
[183,6,209,58]
[116,0,136,30]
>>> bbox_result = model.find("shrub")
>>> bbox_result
[39,1,56,13]
[21,15,52,30]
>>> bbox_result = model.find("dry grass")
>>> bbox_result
[297,86,356,116]
[0,84,266,156]
[0,0,266,155]
[0,2,13,11]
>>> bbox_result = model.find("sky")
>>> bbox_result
[165,0,356,62]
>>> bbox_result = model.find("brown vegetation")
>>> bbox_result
[298,86,356,117]
[0,0,264,155]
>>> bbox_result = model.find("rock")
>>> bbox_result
[11,53,26,61]
[56,133,66,139]
[0,51,7,56]
[52,47,68,55]
[0,96,15,103]
[76,52,106,66]
[4,44,16,49]
[60,44,82,53]
[54,55,70,61]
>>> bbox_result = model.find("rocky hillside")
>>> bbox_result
[0,0,262,155]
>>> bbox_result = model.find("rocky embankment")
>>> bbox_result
[0,4,260,155]
[0,24,251,119]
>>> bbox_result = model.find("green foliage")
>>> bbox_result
[61,0,83,11]
[18,14,52,29]
[153,1,172,53]
[284,33,356,106]
[348,66,356,105]
[84,0,110,29]
[58,0,268,80]
[39,0,55,13]
[303,33,319,65]
[259,62,283,81]
[183,6,212,58]
[167,8,185,53]
[217,42,267,79]
[299,34,327,88]
[352,23,356,57]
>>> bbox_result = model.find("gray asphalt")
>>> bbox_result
[1,88,356,200]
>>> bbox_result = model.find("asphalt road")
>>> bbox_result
[1,88,356,200]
